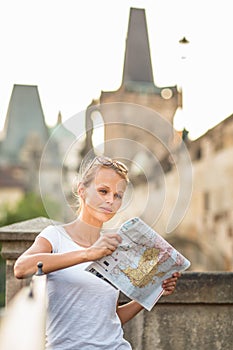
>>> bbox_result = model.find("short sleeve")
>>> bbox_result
[37,225,60,253]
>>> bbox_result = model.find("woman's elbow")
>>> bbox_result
[14,260,27,279]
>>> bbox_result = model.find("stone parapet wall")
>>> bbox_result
[0,217,56,303]
[122,272,233,350]
[0,218,232,349]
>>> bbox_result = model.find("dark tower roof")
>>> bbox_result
[122,7,154,85]
[0,84,49,164]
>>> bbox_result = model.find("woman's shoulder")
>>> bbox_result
[38,224,64,243]
[37,225,63,252]
[40,224,61,235]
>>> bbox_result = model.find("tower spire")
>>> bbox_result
[122,8,154,84]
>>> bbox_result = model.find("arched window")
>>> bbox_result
[90,110,105,154]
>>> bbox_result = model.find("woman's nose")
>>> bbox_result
[105,192,114,204]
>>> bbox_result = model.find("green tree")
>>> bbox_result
[0,192,57,226]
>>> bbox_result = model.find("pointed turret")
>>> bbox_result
[0,84,49,164]
[122,7,154,85]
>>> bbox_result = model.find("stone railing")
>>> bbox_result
[0,218,232,350]
[0,262,47,350]
[0,217,54,304]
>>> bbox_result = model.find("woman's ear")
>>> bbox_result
[77,182,85,200]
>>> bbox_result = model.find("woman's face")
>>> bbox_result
[80,167,127,225]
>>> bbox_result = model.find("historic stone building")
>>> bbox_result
[0,84,76,219]
[83,8,182,173]
[125,114,233,272]
[182,116,233,270]
[0,84,57,192]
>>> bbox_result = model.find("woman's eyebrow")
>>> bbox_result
[97,184,110,189]
[97,184,124,193]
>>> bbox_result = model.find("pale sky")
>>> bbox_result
[0,0,233,140]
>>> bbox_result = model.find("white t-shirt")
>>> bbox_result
[38,225,132,350]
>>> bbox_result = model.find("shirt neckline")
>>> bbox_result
[55,225,90,248]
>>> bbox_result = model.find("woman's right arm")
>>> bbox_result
[14,236,89,278]
[14,233,121,279]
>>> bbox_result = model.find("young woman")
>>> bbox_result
[14,156,181,350]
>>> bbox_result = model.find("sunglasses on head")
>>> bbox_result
[86,156,128,175]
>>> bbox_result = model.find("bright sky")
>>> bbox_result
[0,0,233,140]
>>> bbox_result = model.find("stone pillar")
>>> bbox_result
[0,217,55,304]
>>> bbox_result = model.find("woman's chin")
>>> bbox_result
[98,211,116,222]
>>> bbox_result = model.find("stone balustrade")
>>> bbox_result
[0,267,47,350]
[0,217,56,303]
[0,217,232,350]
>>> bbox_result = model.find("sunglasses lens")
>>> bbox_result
[95,157,128,174]
[96,157,110,166]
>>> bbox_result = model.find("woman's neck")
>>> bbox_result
[64,216,103,247]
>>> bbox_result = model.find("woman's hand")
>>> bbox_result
[86,233,122,261]
[162,272,181,296]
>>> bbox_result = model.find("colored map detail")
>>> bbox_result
[86,217,191,311]
[122,247,163,288]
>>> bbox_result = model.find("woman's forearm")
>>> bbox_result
[117,300,144,324]
[14,250,88,279]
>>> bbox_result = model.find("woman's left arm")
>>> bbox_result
[116,272,181,325]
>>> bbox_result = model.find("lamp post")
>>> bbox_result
[179,36,190,59]
[174,37,190,137]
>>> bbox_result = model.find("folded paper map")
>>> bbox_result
[86,217,191,311]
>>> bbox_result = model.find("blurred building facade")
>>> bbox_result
[0,84,76,219]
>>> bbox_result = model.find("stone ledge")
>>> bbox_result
[0,217,60,241]
[120,271,233,305]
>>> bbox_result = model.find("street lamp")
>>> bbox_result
[179,36,190,59]
[179,36,189,44]
[173,37,190,136]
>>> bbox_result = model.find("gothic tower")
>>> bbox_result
[0,84,60,193]
[0,84,49,166]
[84,7,182,166]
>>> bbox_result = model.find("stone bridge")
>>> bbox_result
[0,217,232,350]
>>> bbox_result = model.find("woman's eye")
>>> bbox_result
[99,189,107,194]
[115,193,122,200]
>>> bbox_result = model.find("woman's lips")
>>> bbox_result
[99,207,113,213]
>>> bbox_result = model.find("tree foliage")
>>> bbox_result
[0,192,52,226]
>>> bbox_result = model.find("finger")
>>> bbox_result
[163,275,179,284]
[104,238,121,249]
[98,237,117,248]
[104,248,114,256]
[172,272,181,278]
[164,284,176,290]
[162,280,177,288]
[104,233,122,243]
[163,290,173,296]
[163,278,177,285]
[106,244,118,252]
[163,284,176,291]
